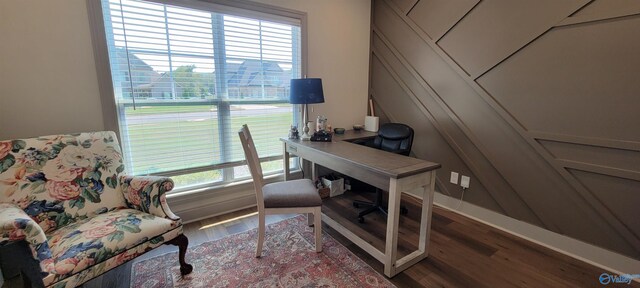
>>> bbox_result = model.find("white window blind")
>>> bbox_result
[101,0,301,188]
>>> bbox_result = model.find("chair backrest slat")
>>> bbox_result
[238,125,264,208]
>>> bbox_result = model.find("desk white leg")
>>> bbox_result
[283,143,290,181]
[308,161,317,227]
[384,178,401,277]
[303,160,318,226]
[420,171,436,253]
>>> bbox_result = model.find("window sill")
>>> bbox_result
[167,169,302,199]
[165,171,304,222]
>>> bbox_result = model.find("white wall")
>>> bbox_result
[251,0,371,130]
[0,0,104,140]
[0,0,371,140]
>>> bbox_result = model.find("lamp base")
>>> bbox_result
[301,121,313,141]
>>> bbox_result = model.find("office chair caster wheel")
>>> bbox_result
[358,216,365,223]
[400,207,408,215]
[353,203,360,208]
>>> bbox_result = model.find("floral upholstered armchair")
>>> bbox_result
[0,132,192,287]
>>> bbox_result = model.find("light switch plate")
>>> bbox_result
[450,172,459,184]
[461,175,470,189]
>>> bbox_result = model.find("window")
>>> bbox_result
[99,0,303,190]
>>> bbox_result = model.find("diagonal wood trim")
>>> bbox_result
[470,2,592,80]
[567,0,596,17]
[371,98,461,200]
[376,0,585,166]
[407,0,481,43]
[434,0,481,43]
[557,8,640,27]
[557,160,640,182]
[438,1,591,80]
[530,130,640,152]
[376,0,640,254]
[536,139,640,180]
[566,168,640,250]
[385,0,419,16]
[370,42,539,224]
[405,0,419,16]
[543,154,640,252]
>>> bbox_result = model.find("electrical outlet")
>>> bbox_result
[460,175,470,189]
[450,172,459,184]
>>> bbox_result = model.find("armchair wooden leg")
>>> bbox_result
[168,234,193,275]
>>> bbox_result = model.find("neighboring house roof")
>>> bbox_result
[115,49,289,90]
[138,72,185,89]
[114,48,155,74]
[226,59,287,87]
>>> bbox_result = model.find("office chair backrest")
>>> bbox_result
[239,124,265,210]
[373,123,414,156]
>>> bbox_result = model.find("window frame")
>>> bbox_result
[87,0,307,191]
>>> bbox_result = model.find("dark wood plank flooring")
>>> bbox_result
[83,191,638,287]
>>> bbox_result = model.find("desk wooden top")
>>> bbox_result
[281,130,440,179]
[332,129,378,141]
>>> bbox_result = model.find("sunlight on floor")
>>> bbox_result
[198,211,258,230]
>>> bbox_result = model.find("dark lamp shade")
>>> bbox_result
[289,78,325,104]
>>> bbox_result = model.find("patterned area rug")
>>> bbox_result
[130,215,395,287]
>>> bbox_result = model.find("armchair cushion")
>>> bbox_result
[43,209,178,277]
[41,210,183,287]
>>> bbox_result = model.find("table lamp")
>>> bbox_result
[290,78,324,140]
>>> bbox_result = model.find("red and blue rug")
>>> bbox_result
[131,215,395,287]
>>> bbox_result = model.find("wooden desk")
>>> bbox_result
[281,130,441,277]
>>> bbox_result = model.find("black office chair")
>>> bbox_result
[352,123,414,223]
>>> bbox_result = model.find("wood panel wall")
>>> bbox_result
[369,0,640,259]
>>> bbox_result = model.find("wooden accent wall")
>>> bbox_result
[369,0,640,259]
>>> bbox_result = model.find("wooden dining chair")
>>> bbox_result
[238,124,323,257]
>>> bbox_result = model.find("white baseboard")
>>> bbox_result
[432,192,640,277]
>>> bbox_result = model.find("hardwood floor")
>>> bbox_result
[84,191,639,287]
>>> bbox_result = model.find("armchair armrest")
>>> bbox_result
[119,175,180,221]
[0,203,52,270]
